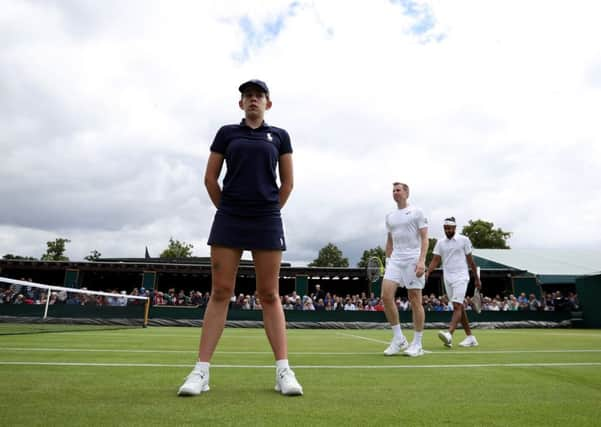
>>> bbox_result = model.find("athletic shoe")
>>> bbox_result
[177,369,210,396]
[403,344,425,357]
[383,336,410,356]
[459,336,479,347]
[437,330,453,348]
[275,367,303,396]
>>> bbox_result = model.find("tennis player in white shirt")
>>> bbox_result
[382,182,429,357]
[426,217,481,348]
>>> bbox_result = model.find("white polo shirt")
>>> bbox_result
[432,234,473,283]
[385,206,428,263]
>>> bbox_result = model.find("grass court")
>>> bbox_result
[1,326,600,426]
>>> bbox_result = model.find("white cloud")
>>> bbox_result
[1,0,600,265]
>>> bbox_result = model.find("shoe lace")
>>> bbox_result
[278,368,295,381]
[185,370,206,382]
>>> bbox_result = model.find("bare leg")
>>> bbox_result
[408,288,425,332]
[197,246,242,362]
[448,302,464,334]
[460,304,472,336]
[381,279,400,327]
[253,249,287,360]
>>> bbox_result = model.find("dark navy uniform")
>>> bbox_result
[207,119,292,250]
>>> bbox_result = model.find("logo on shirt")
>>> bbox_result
[266,132,273,142]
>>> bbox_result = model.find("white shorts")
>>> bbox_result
[384,259,425,290]
[444,277,468,304]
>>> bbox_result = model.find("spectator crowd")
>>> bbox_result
[1,278,580,313]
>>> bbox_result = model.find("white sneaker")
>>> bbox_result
[403,344,425,357]
[275,368,303,396]
[383,336,410,356]
[177,369,210,396]
[459,336,479,347]
[438,331,453,348]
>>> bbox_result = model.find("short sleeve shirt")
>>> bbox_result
[210,120,292,216]
[432,234,473,282]
[385,206,428,262]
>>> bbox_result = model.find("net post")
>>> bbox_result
[43,286,53,319]
[143,297,151,328]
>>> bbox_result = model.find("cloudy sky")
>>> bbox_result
[1,0,600,266]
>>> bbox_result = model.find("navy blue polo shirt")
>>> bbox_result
[210,119,292,216]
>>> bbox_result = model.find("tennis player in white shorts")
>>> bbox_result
[381,182,429,357]
[425,217,481,348]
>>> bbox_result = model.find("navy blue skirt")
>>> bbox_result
[208,211,286,251]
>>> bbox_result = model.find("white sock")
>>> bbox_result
[276,359,289,371]
[392,324,403,340]
[195,361,210,372]
[413,331,423,346]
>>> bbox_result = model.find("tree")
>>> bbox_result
[85,250,102,261]
[41,238,71,261]
[357,246,386,268]
[160,238,194,258]
[308,243,349,267]
[462,219,511,249]
[2,254,37,260]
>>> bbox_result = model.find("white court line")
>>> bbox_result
[337,330,601,347]
[8,333,282,339]
[546,333,601,338]
[20,331,266,341]
[491,331,601,338]
[0,361,600,369]
[50,333,601,340]
[336,332,389,344]
[1,347,601,355]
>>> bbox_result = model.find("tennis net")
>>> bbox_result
[0,277,150,334]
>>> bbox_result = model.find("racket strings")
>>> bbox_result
[366,258,383,282]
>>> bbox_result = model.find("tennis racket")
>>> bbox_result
[472,266,482,314]
[472,288,483,314]
[366,256,384,283]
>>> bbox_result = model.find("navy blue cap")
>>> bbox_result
[239,79,269,95]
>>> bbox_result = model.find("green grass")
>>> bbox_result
[1,327,600,426]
